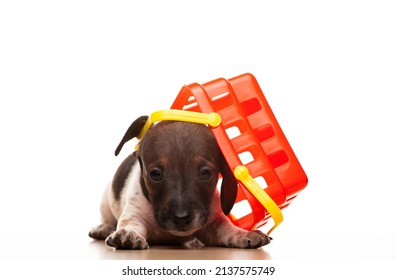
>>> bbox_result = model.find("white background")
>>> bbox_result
[1,0,395,276]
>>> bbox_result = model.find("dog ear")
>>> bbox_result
[114,116,148,156]
[219,155,238,215]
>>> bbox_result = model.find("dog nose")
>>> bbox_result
[170,211,193,226]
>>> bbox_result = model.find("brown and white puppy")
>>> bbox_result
[89,116,271,249]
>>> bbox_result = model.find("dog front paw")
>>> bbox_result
[89,224,116,240]
[105,229,149,250]
[228,230,271,249]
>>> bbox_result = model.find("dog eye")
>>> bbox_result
[149,169,163,182]
[199,167,213,181]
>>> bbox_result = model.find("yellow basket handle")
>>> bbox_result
[137,109,221,139]
[234,165,283,235]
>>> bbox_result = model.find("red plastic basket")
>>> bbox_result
[171,73,308,231]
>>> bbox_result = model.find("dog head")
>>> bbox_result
[115,116,238,236]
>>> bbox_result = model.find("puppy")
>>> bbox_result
[89,116,271,249]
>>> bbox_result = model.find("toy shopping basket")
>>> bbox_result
[171,73,308,234]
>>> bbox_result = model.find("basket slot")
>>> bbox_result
[238,151,254,165]
[180,94,200,111]
[254,124,275,142]
[254,175,268,190]
[244,161,276,180]
[182,101,199,111]
[267,149,289,169]
[240,97,262,116]
[211,91,230,101]
[231,133,258,152]
[225,126,241,139]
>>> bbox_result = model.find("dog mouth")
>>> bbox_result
[155,211,208,236]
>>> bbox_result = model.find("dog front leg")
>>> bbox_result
[105,214,149,250]
[200,215,271,249]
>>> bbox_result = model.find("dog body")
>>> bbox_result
[89,117,270,249]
